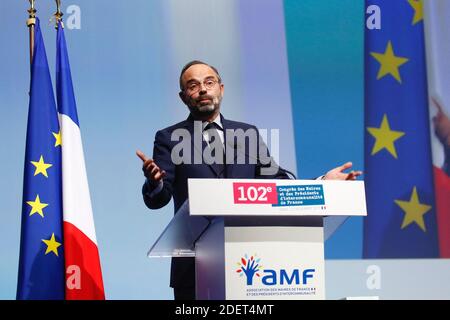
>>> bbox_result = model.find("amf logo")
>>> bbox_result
[236,254,316,286]
[236,254,262,285]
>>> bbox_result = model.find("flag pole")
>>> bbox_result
[54,0,64,28]
[26,0,36,66]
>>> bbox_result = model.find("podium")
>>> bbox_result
[148,178,366,300]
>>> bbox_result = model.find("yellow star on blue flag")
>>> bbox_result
[370,41,409,83]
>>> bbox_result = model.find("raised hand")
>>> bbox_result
[136,150,166,183]
[323,162,363,181]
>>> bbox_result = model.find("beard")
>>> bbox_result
[187,95,221,117]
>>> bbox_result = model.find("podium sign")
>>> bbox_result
[224,226,325,300]
[188,179,366,216]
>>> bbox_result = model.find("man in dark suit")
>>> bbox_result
[137,60,361,300]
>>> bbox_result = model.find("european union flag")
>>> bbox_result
[363,0,439,258]
[17,18,65,299]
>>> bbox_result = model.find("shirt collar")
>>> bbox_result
[202,113,223,131]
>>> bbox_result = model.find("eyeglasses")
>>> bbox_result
[184,78,219,94]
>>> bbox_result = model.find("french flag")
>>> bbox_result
[424,2,450,258]
[56,21,105,299]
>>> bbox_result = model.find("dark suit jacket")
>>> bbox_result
[142,114,289,288]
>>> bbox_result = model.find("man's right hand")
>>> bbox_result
[136,150,166,183]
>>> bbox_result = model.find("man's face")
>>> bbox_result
[180,64,224,117]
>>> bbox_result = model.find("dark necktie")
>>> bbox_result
[203,122,226,178]
[204,122,223,144]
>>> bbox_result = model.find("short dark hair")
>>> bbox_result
[179,60,222,90]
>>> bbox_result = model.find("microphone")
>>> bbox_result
[278,167,297,180]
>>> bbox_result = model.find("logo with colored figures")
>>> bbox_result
[236,254,262,285]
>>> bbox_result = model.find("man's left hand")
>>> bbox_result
[323,162,363,180]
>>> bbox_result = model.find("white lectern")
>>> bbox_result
[148,179,366,300]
